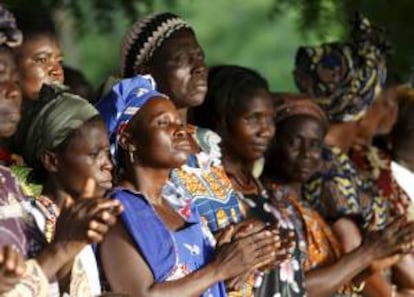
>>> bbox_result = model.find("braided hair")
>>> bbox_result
[120,12,192,78]
[191,65,269,133]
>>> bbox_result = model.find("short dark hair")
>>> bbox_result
[11,8,57,40]
[191,65,269,132]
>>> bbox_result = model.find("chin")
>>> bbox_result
[185,93,206,108]
[0,125,17,138]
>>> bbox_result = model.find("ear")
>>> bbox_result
[118,130,137,153]
[40,151,59,173]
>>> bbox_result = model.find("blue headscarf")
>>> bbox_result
[95,75,166,157]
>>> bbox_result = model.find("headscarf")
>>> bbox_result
[294,13,390,122]
[120,12,192,78]
[274,95,328,130]
[16,85,99,166]
[95,75,165,157]
[0,4,23,47]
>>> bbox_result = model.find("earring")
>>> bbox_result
[129,150,135,163]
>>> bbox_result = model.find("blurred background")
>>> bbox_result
[5,0,414,91]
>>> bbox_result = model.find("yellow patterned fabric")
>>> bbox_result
[304,145,389,232]
[294,14,389,123]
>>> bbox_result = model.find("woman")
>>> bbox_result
[0,6,121,296]
[12,9,64,101]
[16,85,123,296]
[263,97,414,297]
[119,12,244,235]
[97,75,280,296]
[349,79,414,294]
[294,14,414,295]
[193,65,306,297]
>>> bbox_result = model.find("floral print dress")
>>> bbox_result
[236,183,307,297]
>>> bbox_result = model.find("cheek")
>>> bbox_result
[170,67,191,93]
[19,64,47,97]
[60,157,94,187]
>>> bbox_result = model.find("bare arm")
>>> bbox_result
[306,218,414,297]
[332,218,393,297]
[100,221,278,297]
[305,242,375,297]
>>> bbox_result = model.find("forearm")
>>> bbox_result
[35,242,81,281]
[306,245,374,297]
[392,254,414,290]
[117,264,222,297]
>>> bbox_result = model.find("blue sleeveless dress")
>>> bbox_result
[112,188,227,297]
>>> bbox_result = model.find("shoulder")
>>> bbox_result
[187,125,222,161]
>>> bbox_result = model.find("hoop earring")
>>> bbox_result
[129,150,135,163]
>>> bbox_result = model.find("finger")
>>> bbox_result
[216,225,234,245]
[87,200,121,217]
[4,246,17,272]
[110,200,124,216]
[0,247,4,265]
[95,211,118,226]
[14,254,25,277]
[81,178,96,199]
[89,220,109,235]
[386,216,405,232]
[87,229,105,243]
[251,232,281,250]
[61,194,74,210]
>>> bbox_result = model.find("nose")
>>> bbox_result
[49,62,64,83]
[192,55,207,77]
[102,153,114,172]
[258,118,275,139]
[174,124,187,139]
[0,82,22,105]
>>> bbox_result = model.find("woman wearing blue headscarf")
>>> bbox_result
[96,75,280,296]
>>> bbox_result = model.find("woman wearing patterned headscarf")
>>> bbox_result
[262,96,414,297]
[294,13,414,295]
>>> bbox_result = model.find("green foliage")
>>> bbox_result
[4,0,413,91]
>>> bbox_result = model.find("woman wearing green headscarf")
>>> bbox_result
[15,85,123,296]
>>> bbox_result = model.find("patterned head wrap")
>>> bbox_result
[0,5,23,48]
[121,12,192,78]
[274,95,328,130]
[16,85,99,166]
[95,75,166,158]
[294,14,390,122]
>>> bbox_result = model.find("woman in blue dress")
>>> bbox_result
[97,75,280,296]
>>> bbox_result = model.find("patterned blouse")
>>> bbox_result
[169,126,243,233]
[236,184,307,297]
[28,195,101,297]
[267,183,360,296]
[303,145,389,232]
[349,144,411,219]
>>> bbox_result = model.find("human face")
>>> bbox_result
[224,89,275,162]
[53,119,113,198]
[274,115,325,183]
[0,48,22,138]
[14,34,64,101]
[128,97,190,168]
[149,29,208,109]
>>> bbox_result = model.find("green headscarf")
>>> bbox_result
[16,84,99,166]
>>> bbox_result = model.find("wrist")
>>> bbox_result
[358,242,377,265]
[207,260,225,282]
[36,241,83,280]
